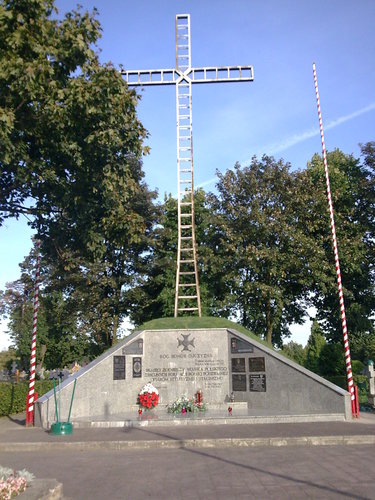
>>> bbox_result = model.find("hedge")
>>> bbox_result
[0,380,53,417]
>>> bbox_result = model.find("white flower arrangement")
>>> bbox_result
[0,466,34,499]
[167,395,207,414]
[139,382,159,395]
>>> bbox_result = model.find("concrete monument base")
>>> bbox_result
[35,325,351,429]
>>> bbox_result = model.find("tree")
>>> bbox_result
[0,0,157,348]
[127,189,218,324]
[298,148,375,342]
[2,243,96,369]
[281,341,306,366]
[305,319,326,373]
[318,343,346,377]
[211,156,312,345]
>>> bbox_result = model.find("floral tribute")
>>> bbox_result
[138,382,159,410]
[0,466,34,499]
[167,395,207,414]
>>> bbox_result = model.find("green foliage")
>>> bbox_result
[349,332,375,364]
[317,343,346,376]
[305,320,326,373]
[0,380,53,416]
[0,348,17,371]
[300,147,375,342]
[351,359,365,375]
[1,0,157,351]
[281,341,306,366]
[211,156,312,345]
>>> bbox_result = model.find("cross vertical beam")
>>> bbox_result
[122,14,254,317]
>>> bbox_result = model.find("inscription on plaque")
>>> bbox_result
[232,358,245,373]
[145,353,228,389]
[113,355,125,380]
[249,373,266,392]
[249,357,265,372]
[232,374,247,391]
[133,357,142,378]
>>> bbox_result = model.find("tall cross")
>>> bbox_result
[122,14,253,317]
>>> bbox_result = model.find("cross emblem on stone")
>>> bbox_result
[122,14,253,317]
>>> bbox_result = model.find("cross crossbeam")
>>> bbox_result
[123,14,253,318]
[122,65,253,86]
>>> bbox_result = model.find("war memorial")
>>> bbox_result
[34,14,352,429]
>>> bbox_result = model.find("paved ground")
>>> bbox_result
[0,413,374,499]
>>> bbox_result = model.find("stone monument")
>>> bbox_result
[35,320,351,428]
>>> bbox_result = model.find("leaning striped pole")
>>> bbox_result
[25,240,41,426]
[313,63,355,416]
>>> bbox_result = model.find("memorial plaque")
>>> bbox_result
[122,338,143,355]
[249,373,266,392]
[132,357,142,378]
[113,356,125,380]
[232,357,246,373]
[232,374,247,391]
[249,357,265,372]
[231,336,254,353]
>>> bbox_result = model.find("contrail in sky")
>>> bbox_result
[266,101,375,155]
[196,101,375,191]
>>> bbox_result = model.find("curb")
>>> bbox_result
[1,434,375,452]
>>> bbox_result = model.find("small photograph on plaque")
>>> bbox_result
[232,374,247,391]
[232,358,246,373]
[249,357,265,372]
[132,357,142,378]
[113,355,125,380]
[249,374,266,392]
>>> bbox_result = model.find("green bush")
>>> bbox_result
[352,359,365,375]
[0,380,53,417]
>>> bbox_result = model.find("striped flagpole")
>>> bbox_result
[25,240,41,426]
[312,63,355,415]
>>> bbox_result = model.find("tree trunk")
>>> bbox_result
[112,314,119,346]
[265,299,273,345]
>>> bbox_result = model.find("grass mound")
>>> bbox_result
[137,316,270,348]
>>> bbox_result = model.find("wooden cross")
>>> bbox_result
[122,14,253,317]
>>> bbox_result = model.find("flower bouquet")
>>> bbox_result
[167,395,207,414]
[138,382,159,410]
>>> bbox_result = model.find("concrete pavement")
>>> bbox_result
[0,412,374,499]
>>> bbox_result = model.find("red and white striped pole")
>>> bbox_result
[312,63,355,416]
[25,240,41,426]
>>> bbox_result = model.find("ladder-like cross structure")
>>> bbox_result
[122,14,253,317]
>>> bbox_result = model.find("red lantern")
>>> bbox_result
[138,408,142,415]
[196,389,203,405]
[228,406,232,415]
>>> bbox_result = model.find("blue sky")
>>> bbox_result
[1,0,374,349]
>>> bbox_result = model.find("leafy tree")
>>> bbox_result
[317,343,346,376]
[0,0,157,348]
[211,156,312,345]
[281,341,306,366]
[305,319,326,373]
[298,148,375,342]
[127,189,217,324]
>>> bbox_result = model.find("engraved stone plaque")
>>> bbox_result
[133,357,142,378]
[232,358,246,373]
[113,355,125,380]
[232,374,247,391]
[249,357,265,372]
[249,373,266,392]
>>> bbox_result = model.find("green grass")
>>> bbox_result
[137,316,272,349]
